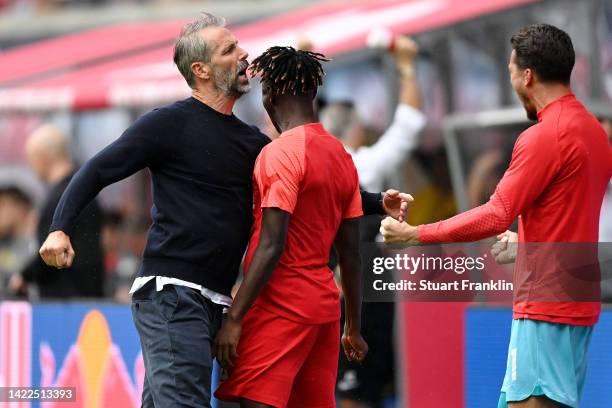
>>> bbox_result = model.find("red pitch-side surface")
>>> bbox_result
[399,302,468,407]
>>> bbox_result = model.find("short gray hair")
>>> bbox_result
[173,12,226,88]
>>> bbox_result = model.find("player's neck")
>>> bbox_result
[532,84,572,113]
[276,105,317,133]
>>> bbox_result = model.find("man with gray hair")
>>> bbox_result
[174,13,251,99]
[39,13,267,407]
[38,12,411,408]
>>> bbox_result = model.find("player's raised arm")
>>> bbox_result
[380,121,561,244]
[343,36,425,193]
[40,110,173,268]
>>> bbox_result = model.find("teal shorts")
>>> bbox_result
[497,318,593,408]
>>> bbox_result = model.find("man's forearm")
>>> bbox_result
[394,36,421,110]
[50,122,162,236]
[398,70,421,110]
[50,161,106,236]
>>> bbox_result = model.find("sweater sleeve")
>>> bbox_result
[50,109,173,236]
[418,127,560,243]
[360,190,384,216]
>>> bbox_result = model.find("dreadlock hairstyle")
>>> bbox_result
[249,46,330,96]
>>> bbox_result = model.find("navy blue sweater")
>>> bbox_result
[51,98,269,295]
[51,97,384,296]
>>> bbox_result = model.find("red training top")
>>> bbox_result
[244,123,363,324]
[418,93,612,325]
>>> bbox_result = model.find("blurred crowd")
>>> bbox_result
[0,182,150,303]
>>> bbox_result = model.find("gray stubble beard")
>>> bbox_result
[213,66,251,98]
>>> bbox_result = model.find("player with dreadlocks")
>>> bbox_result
[249,45,328,95]
[215,46,368,408]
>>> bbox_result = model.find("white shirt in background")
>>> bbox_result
[348,104,426,192]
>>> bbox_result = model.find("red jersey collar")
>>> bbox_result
[280,122,324,137]
[537,92,575,121]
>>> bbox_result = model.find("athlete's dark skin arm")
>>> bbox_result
[334,218,368,362]
[213,210,369,372]
[213,207,289,371]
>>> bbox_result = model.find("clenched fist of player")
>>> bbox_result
[342,329,368,363]
[213,316,241,373]
[39,230,75,269]
[379,217,420,245]
[491,230,518,264]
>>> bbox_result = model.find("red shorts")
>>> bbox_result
[215,304,340,408]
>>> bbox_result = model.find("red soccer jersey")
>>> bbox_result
[244,123,362,324]
[418,93,612,325]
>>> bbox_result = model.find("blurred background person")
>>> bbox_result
[320,35,425,194]
[11,124,105,299]
[327,35,425,408]
[0,184,36,298]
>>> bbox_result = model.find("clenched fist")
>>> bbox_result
[39,230,75,269]
[342,330,368,363]
[379,217,420,245]
[393,35,419,64]
[490,230,518,264]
